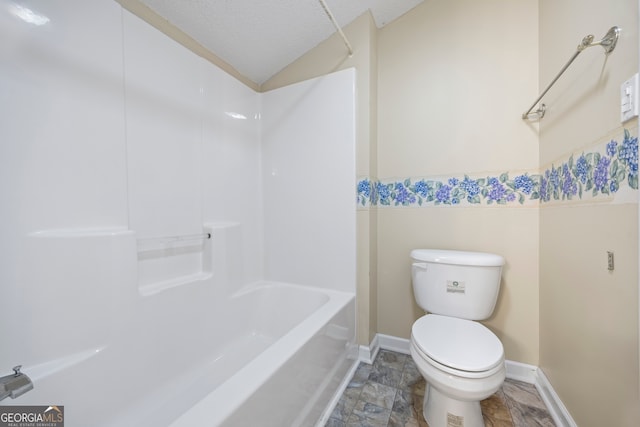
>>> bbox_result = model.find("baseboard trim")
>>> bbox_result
[368,333,577,427]
[504,359,538,384]
[359,334,380,364]
[535,368,578,427]
[377,333,410,354]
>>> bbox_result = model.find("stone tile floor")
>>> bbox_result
[325,349,555,427]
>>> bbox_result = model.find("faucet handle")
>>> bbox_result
[12,366,22,377]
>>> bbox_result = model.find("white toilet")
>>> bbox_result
[409,249,506,427]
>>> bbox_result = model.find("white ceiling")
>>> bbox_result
[137,0,424,84]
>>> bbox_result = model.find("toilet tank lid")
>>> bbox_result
[411,249,504,267]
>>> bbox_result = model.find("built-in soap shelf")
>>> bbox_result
[136,227,214,296]
[136,232,211,252]
[26,227,216,297]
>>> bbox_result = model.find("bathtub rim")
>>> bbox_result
[169,280,355,427]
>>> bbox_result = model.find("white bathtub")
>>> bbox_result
[169,282,357,427]
[15,279,356,427]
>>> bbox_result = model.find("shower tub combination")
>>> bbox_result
[6,224,356,427]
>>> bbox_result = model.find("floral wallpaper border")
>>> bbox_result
[357,128,638,208]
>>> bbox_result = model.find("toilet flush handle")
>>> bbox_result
[412,262,428,270]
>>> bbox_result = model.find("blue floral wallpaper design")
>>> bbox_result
[357,129,638,208]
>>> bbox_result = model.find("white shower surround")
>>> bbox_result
[262,69,356,292]
[0,0,357,425]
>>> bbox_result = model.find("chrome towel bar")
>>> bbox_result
[522,26,620,120]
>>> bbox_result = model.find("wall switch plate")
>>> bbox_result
[620,73,639,123]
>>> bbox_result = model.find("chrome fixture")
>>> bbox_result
[0,365,34,401]
[522,26,620,120]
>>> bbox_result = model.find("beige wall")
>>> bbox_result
[538,0,639,425]
[378,0,539,177]
[376,0,540,364]
[540,205,638,426]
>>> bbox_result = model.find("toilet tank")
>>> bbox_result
[410,249,505,320]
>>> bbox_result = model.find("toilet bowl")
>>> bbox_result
[409,249,506,427]
[410,314,505,427]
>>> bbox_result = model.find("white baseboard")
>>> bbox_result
[377,333,411,355]
[358,334,380,364]
[535,368,578,427]
[367,333,577,427]
[504,359,538,384]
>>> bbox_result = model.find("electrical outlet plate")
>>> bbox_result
[621,73,639,123]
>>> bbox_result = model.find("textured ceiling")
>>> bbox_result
[137,0,424,84]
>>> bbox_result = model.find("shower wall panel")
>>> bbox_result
[0,0,129,368]
[261,69,356,293]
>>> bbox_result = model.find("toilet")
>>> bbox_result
[409,249,506,427]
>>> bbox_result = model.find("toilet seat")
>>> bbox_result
[411,314,504,375]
